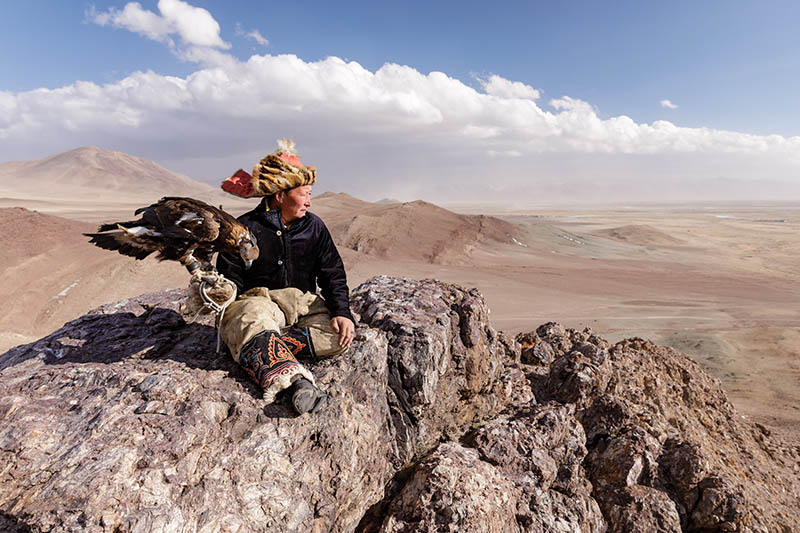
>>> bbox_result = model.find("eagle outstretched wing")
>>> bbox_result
[85,197,258,273]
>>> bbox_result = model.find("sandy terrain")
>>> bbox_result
[1,148,798,439]
[0,207,189,350]
[322,199,799,437]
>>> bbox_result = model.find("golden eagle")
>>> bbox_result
[84,197,258,273]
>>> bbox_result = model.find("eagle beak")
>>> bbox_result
[240,238,259,269]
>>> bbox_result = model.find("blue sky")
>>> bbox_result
[1,1,799,204]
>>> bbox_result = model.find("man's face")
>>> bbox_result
[276,185,312,224]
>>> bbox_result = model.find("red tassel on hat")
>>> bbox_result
[221,168,255,198]
[279,153,304,168]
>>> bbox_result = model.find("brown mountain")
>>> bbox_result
[0,147,252,215]
[312,193,523,264]
[0,146,211,196]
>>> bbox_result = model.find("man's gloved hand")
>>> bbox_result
[330,316,355,348]
[180,270,237,317]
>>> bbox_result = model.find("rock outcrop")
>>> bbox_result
[0,276,798,532]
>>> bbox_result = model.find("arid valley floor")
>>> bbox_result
[1,149,798,441]
[339,201,800,439]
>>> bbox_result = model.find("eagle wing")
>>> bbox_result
[84,228,161,260]
[144,197,221,243]
[86,197,248,273]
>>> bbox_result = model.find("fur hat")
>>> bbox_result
[221,139,317,198]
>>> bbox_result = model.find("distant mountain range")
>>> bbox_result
[0,147,526,266]
[0,146,247,208]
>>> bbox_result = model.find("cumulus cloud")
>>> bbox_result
[88,0,230,49]
[660,99,678,109]
[480,75,540,100]
[235,23,269,46]
[7,2,800,205]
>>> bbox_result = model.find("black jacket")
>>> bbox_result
[217,199,353,321]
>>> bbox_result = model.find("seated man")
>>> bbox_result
[216,139,355,415]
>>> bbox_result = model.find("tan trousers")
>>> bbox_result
[219,287,346,402]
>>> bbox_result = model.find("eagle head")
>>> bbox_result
[239,231,259,269]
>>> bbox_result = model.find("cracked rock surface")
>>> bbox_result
[1,277,798,532]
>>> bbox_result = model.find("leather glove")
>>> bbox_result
[180,270,237,317]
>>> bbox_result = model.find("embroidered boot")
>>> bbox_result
[280,325,316,359]
[238,330,303,401]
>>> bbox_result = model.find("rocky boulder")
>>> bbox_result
[530,327,800,532]
[0,276,797,532]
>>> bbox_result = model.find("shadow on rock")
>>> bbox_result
[0,513,31,533]
[0,289,259,397]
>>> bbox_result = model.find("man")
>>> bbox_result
[216,139,355,415]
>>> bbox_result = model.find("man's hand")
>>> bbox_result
[330,316,355,348]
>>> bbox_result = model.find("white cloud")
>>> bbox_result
[480,75,540,100]
[7,2,800,204]
[4,53,798,160]
[88,0,230,49]
[235,23,269,46]
[660,99,678,109]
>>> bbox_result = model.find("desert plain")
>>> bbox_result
[1,147,798,442]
